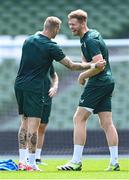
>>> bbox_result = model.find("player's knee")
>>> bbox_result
[73,113,79,122]
[73,114,83,125]
[100,121,113,130]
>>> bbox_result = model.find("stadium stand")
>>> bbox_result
[48,61,129,130]
[0,0,129,38]
[0,57,129,131]
[0,59,18,127]
[0,0,129,155]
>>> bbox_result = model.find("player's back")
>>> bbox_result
[18,34,53,76]
[15,34,54,93]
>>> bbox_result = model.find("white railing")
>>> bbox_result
[0,35,129,62]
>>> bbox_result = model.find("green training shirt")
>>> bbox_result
[15,34,65,93]
[80,29,114,86]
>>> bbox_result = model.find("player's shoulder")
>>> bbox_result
[49,40,62,50]
[85,29,100,44]
[89,29,100,36]
[23,34,37,44]
[27,34,36,40]
[87,29,100,38]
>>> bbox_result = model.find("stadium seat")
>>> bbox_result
[0,0,128,38]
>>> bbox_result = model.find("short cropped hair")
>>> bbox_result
[44,16,62,30]
[68,9,87,23]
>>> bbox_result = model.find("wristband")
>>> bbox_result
[90,63,96,69]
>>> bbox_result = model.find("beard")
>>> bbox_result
[72,30,80,36]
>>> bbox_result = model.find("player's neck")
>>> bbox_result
[80,27,89,38]
[41,30,52,39]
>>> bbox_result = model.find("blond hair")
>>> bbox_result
[68,9,87,23]
[44,16,62,30]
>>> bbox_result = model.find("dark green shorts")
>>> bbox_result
[15,88,51,120]
[41,103,52,124]
[79,83,115,114]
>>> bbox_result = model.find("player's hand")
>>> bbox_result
[94,59,106,69]
[49,87,58,97]
[78,74,86,85]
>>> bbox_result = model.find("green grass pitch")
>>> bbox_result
[0,158,128,179]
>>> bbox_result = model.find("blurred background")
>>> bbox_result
[0,0,129,156]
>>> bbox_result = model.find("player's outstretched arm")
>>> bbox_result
[59,56,105,71]
[59,56,91,70]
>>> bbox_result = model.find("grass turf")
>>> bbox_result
[0,158,128,179]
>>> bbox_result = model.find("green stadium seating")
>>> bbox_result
[0,1,129,131]
[0,60,129,130]
[47,61,129,130]
[0,0,128,38]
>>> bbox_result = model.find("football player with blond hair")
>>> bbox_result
[58,9,119,171]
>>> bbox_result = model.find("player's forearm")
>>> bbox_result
[51,72,59,89]
[60,56,91,71]
[69,62,92,71]
[80,68,102,79]
[49,72,59,97]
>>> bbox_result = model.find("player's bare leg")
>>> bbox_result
[26,117,42,171]
[36,123,47,165]
[99,112,120,171]
[57,107,91,171]
[71,107,91,163]
[73,107,91,145]
[18,115,28,170]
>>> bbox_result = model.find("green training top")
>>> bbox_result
[80,29,114,86]
[15,34,65,93]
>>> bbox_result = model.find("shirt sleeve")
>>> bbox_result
[86,38,101,58]
[50,43,66,62]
